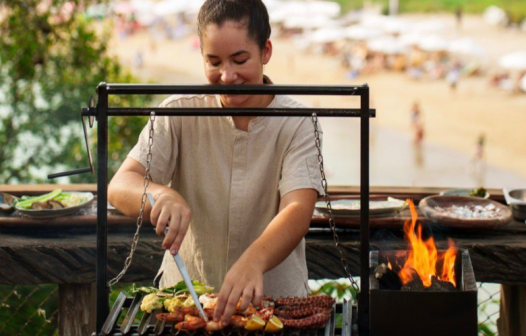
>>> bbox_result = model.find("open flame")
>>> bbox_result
[398,199,457,288]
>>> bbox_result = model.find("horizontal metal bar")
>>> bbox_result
[102,83,368,95]
[47,167,92,179]
[82,107,375,117]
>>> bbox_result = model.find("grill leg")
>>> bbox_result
[59,283,96,336]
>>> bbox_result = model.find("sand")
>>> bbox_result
[107,13,526,188]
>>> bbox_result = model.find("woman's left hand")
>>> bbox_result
[213,257,264,326]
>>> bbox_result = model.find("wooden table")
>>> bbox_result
[1,185,524,335]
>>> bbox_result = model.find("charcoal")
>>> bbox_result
[401,276,457,291]
[374,263,402,290]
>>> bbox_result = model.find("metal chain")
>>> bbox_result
[108,111,156,291]
[311,112,361,295]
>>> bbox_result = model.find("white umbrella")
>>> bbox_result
[412,19,447,33]
[399,32,424,46]
[499,51,526,71]
[520,74,526,92]
[345,25,383,41]
[153,0,188,16]
[449,38,486,57]
[310,27,346,43]
[419,35,449,52]
[483,6,507,26]
[383,17,412,34]
[130,0,153,13]
[284,15,336,29]
[367,36,407,54]
[360,14,386,29]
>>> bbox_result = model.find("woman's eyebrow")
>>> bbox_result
[205,51,249,58]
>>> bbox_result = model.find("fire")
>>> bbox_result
[398,200,457,288]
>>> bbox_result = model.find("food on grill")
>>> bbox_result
[244,315,265,330]
[273,294,334,329]
[136,280,333,331]
[274,294,334,308]
[280,312,331,328]
[141,293,164,313]
[275,306,331,319]
[265,315,284,332]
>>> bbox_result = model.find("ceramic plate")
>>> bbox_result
[419,196,512,230]
[15,192,94,218]
[439,189,490,199]
[315,198,407,217]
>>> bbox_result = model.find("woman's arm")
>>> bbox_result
[213,188,318,325]
[109,158,192,254]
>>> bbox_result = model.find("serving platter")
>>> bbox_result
[15,192,95,219]
[419,196,512,230]
[315,198,407,217]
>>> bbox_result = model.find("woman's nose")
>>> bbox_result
[220,64,238,83]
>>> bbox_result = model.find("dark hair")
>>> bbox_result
[197,0,271,50]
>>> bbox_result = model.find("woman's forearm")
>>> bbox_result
[237,190,316,273]
[108,170,180,218]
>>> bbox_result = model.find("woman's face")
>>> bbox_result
[201,20,272,108]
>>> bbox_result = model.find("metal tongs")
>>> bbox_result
[147,193,209,321]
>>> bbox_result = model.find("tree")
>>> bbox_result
[0,0,150,184]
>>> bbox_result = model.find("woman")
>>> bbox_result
[108,0,324,326]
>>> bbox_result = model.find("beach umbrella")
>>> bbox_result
[153,0,188,16]
[383,17,412,34]
[412,19,447,33]
[399,32,424,47]
[345,25,383,41]
[310,27,346,43]
[360,14,385,29]
[367,36,407,54]
[418,35,449,52]
[499,51,526,71]
[449,38,486,57]
[483,6,507,26]
[284,15,336,30]
[130,0,153,13]
[113,1,134,15]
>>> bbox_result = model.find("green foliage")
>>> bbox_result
[0,0,151,184]
[332,0,526,18]
[310,279,357,300]
[0,284,58,336]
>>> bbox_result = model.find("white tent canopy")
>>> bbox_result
[499,51,526,70]
[310,27,346,43]
[367,36,407,54]
[449,38,486,57]
[419,35,449,52]
[345,25,384,41]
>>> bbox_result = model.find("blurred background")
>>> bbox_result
[1,0,526,188]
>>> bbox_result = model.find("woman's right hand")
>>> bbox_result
[150,192,192,255]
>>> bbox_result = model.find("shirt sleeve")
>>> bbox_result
[279,124,326,198]
[127,98,181,186]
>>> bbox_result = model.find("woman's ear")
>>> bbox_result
[262,39,273,65]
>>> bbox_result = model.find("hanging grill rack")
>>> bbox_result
[50,83,374,336]
[99,293,355,336]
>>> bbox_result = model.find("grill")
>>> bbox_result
[97,294,356,336]
[370,249,478,336]
[51,83,373,335]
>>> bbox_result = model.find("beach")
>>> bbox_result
[108,13,526,188]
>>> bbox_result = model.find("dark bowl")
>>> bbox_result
[419,196,513,230]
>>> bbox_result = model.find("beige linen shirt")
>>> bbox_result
[128,93,324,298]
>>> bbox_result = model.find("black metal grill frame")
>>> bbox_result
[98,292,354,336]
[72,83,373,335]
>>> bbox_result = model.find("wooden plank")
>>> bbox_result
[58,283,96,336]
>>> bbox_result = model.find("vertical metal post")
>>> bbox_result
[359,85,370,336]
[96,82,109,332]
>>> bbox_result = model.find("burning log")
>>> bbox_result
[374,263,402,290]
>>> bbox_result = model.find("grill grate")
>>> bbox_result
[97,293,354,336]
